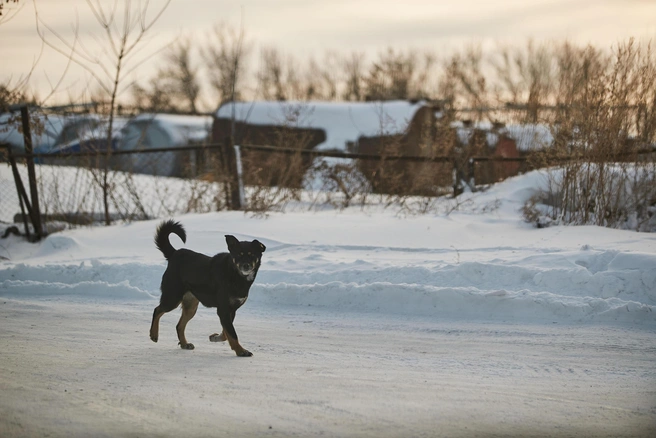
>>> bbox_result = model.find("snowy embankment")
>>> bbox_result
[1,171,654,325]
[1,237,655,324]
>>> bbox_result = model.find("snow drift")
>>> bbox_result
[0,171,654,326]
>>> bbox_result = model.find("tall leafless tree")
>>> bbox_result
[363,48,436,101]
[159,36,201,113]
[202,22,251,109]
[305,52,339,101]
[442,45,490,119]
[132,36,201,113]
[0,0,22,25]
[257,46,288,101]
[491,40,554,122]
[342,52,365,102]
[35,0,172,225]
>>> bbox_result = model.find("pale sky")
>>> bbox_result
[2,0,655,104]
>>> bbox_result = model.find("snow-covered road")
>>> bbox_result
[1,299,654,437]
[1,171,655,436]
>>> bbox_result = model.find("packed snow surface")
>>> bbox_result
[0,171,655,437]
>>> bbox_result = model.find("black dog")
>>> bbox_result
[149,220,265,357]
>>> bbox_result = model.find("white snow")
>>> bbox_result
[451,120,554,151]
[216,100,424,151]
[503,123,554,151]
[0,170,655,437]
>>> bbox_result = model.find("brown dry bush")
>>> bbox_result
[525,40,656,231]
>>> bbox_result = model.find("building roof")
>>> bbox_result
[128,113,212,145]
[0,112,68,151]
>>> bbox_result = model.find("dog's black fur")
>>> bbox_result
[149,220,265,357]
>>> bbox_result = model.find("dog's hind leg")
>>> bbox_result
[150,304,176,343]
[150,272,184,343]
[176,292,199,350]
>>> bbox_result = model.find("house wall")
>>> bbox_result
[356,106,455,195]
[212,118,326,188]
[473,134,523,185]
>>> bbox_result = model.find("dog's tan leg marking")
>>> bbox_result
[225,331,252,357]
[177,293,199,350]
[150,300,183,343]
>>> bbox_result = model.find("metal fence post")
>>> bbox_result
[19,106,43,240]
[2,144,33,239]
[468,158,476,187]
[223,136,242,210]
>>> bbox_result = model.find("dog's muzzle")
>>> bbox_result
[238,263,254,276]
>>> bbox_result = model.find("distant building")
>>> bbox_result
[118,113,211,177]
[0,111,67,154]
[214,100,452,193]
[27,112,211,177]
[213,101,559,193]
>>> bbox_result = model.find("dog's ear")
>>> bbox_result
[225,235,240,253]
[253,239,266,253]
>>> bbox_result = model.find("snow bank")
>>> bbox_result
[253,246,656,324]
[0,171,653,326]
[1,248,653,323]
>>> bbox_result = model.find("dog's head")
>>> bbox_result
[225,235,266,280]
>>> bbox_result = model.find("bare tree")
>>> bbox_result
[131,74,175,112]
[342,51,365,101]
[304,51,339,101]
[363,47,436,101]
[202,22,251,108]
[159,36,201,113]
[257,46,288,101]
[442,45,490,118]
[0,0,22,26]
[132,36,201,113]
[491,40,554,122]
[35,0,172,225]
[1,0,43,109]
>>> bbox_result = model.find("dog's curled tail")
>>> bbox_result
[154,220,186,260]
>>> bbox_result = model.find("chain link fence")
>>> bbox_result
[0,106,550,237]
[0,146,30,225]
[33,147,227,225]
[1,143,540,236]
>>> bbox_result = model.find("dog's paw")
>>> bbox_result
[179,343,195,350]
[150,335,158,343]
[237,349,253,357]
[209,333,226,342]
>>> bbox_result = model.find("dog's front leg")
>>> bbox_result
[217,308,252,357]
[209,310,234,343]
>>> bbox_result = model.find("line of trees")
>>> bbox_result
[128,30,655,132]
[2,3,655,141]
